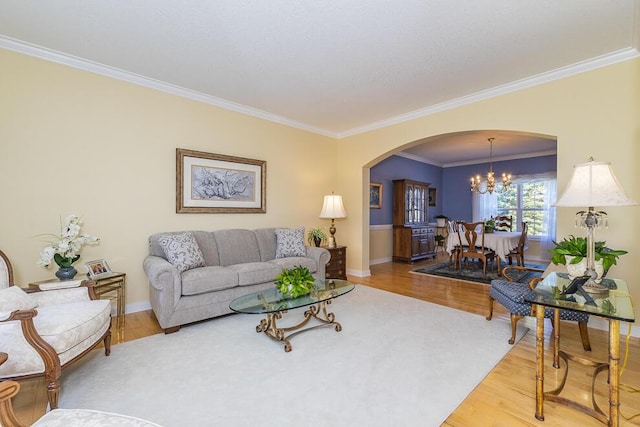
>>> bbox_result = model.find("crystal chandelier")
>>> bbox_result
[470,137,512,194]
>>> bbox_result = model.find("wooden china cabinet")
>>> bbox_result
[392,179,436,263]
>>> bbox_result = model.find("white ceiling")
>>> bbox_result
[1,1,638,162]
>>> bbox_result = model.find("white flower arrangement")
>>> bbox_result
[38,214,100,268]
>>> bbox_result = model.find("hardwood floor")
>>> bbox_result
[12,253,640,426]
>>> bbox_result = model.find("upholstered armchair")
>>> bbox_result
[486,265,591,351]
[0,372,162,427]
[0,249,112,410]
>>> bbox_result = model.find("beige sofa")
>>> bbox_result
[143,228,330,333]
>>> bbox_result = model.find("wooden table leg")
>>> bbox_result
[609,319,620,427]
[553,308,560,369]
[535,303,545,421]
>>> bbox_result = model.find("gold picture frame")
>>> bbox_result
[176,148,267,213]
[428,187,437,207]
[370,182,382,208]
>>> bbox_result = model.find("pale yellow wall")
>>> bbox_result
[3,47,639,312]
[338,58,639,302]
[369,226,392,266]
[0,50,337,309]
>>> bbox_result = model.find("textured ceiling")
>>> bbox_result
[0,1,638,161]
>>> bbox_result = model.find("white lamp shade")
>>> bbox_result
[319,194,347,218]
[555,160,637,207]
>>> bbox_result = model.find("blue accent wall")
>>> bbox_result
[369,156,443,225]
[370,154,556,225]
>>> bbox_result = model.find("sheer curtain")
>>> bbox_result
[471,172,557,260]
[471,192,496,222]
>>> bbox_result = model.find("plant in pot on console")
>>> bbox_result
[275,265,315,298]
[434,234,445,246]
[435,214,448,227]
[549,235,627,279]
[307,227,327,247]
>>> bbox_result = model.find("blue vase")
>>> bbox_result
[55,266,78,281]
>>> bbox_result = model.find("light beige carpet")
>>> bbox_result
[58,285,527,426]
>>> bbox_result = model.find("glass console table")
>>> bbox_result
[229,279,355,352]
[524,272,635,426]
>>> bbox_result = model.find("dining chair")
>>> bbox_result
[487,266,591,351]
[456,221,499,275]
[493,215,513,232]
[507,221,529,266]
[446,220,462,267]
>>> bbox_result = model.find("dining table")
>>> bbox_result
[445,230,521,262]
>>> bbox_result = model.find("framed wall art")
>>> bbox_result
[369,182,382,209]
[176,148,267,213]
[86,259,112,279]
[428,187,437,207]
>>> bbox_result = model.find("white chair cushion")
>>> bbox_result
[33,408,163,426]
[0,299,110,377]
[0,286,37,319]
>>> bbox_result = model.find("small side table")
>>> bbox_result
[324,246,347,280]
[29,272,126,330]
[524,272,635,426]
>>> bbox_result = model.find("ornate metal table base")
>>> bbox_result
[255,300,342,352]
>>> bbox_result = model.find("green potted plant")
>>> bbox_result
[549,235,627,277]
[484,218,495,233]
[307,227,327,247]
[434,214,448,227]
[274,265,315,298]
[434,234,445,246]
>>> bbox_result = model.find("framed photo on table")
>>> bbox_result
[370,182,382,208]
[86,259,112,279]
[176,148,267,214]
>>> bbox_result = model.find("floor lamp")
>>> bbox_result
[319,194,347,248]
[555,157,637,291]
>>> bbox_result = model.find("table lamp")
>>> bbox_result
[555,157,637,291]
[319,194,347,248]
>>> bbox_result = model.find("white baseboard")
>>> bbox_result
[347,268,371,277]
[124,300,152,315]
[370,257,392,265]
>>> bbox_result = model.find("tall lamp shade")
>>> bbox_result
[555,158,637,290]
[319,194,347,248]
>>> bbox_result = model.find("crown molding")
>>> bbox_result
[395,150,558,167]
[337,48,640,139]
[0,36,337,138]
[2,35,637,140]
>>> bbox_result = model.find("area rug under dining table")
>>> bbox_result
[412,261,547,284]
[58,285,527,427]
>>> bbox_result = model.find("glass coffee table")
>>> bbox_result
[229,279,355,352]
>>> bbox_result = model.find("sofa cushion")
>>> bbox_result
[254,228,278,261]
[214,229,261,266]
[0,286,37,317]
[268,257,318,274]
[275,227,306,258]
[181,266,239,295]
[227,262,283,286]
[158,232,206,273]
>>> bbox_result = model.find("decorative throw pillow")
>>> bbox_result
[275,227,306,259]
[158,232,206,273]
[0,286,37,313]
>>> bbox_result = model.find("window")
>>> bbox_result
[495,179,555,237]
[473,172,557,256]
